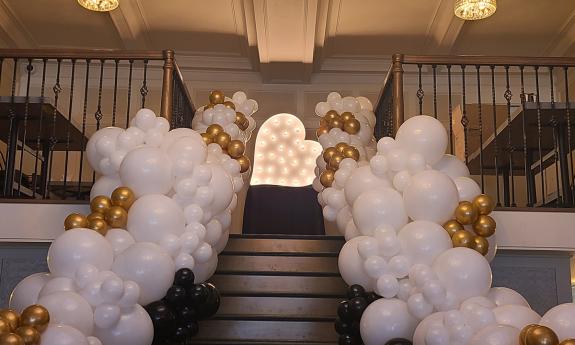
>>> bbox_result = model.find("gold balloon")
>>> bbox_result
[20,305,49,333]
[203,103,214,111]
[342,146,360,161]
[206,124,224,137]
[335,142,349,153]
[451,230,474,248]
[316,127,329,138]
[0,333,24,345]
[473,194,495,215]
[443,220,464,237]
[87,212,105,222]
[328,153,344,171]
[214,132,231,150]
[559,339,575,345]
[0,311,18,332]
[201,133,213,145]
[319,117,329,127]
[324,110,339,120]
[520,324,540,345]
[111,187,135,210]
[322,147,338,163]
[0,318,11,335]
[209,90,225,104]
[223,100,236,110]
[525,325,559,345]
[473,214,496,237]
[90,195,113,214]
[472,236,489,256]
[320,170,335,187]
[235,111,246,125]
[340,112,355,122]
[105,206,128,229]
[237,155,251,173]
[88,218,108,235]
[329,118,344,129]
[239,117,250,131]
[343,118,361,134]
[14,327,40,345]
[454,201,479,225]
[227,140,245,159]
[64,213,88,230]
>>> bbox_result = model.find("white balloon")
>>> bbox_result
[344,166,391,206]
[94,304,121,329]
[93,304,153,345]
[353,188,408,235]
[38,277,75,298]
[540,303,575,340]
[105,229,136,256]
[127,194,185,243]
[336,207,352,234]
[360,298,418,345]
[48,228,114,278]
[344,221,361,241]
[41,324,89,345]
[166,135,208,178]
[213,230,230,254]
[193,252,218,283]
[454,176,482,201]
[493,304,541,330]
[393,170,412,192]
[398,221,452,265]
[86,127,123,175]
[413,312,444,345]
[432,248,492,303]
[120,147,173,197]
[468,324,520,345]
[487,287,530,308]
[376,274,399,298]
[112,242,175,305]
[364,256,389,279]
[377,137,399,155]
[338,236,375,291]
[87,336,102,345]
[205,164,235,214]
[9,272,51,312]
[133,108,157,131]
[403,170,459,224]
[395,115,448,165]
[408,292,434,319]
[433,154,470,179]
[38,291,94,335]
[90,175,122,201]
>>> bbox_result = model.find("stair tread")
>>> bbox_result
[230,234,345,240]
[222,238,343,256]
[209,275,347,297]
[216,296,340,320]
[216,256,339,276]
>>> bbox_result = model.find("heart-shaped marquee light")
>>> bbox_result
[251,113,322,187]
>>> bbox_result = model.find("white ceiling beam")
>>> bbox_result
[424,0,465,54]
[542,9,575,56]
[108,0,151,50]
[0,0,35,48]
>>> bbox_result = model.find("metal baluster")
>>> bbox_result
[92,59,105,186]
[564,67,574,206]
[126,60,133,127]
[476,65,484,192]
[520,66,534,206]
[62,59,77,199]
[32,59,47,198]
[140,59,148,108]
[16,59,33,195]
[549,67,561,206]
[534,66,545,205]
[432,65,438,119]
[504,66,515,207]
[77,60,90,199]
[46,59,62,199]
[461,65,469,164]
[417,64,424,114]
[490,66,501,206]
[3,59,19,197]
[112,59,119,126]
[447,65,454,154]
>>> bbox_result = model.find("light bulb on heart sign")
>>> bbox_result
[251,113,322,187]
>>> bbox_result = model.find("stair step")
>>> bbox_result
[215,296,340,321]
[222,238,344,256]
[217,255,339,276]
[209,275,347,298]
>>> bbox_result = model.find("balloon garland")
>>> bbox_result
[0,305,49,345]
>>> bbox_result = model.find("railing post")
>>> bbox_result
[392,53,404,135]
[161,50,174,127]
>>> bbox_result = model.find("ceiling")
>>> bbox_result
[1,0,575,82]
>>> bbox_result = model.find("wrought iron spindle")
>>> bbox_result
[32,59,47,198]
[112,59,119,126]
[3,59,19,197]
[490,66,501,206]
[417,64,423,114]
[77,59,91,198]
[16,59,33,195]
[141,59,148,108]
[126,59,133,127]
[461,65,469,164]
[92,59,105,185]
[447,65,454,154]
[564,67,574,205]
[62,59,77,199]
[432,64,438,119]
[534,66,545,205]
[476,65,484,192]
[520,66,534,206]
[504,66,515,206]
[46,59,62,199]
[548,67,561,205]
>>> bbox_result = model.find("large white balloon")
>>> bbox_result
[9,272,51,312]
[48,229,114,278]
[395,115,448,165]
[487,287,530,308]
[540,303,575,340]
[398,221,452,265]
[112,242,175,305]
[205,163,235,214]
[105,229,136,256]
[360,298,418,345]
[468,324,520,345]
[353,188,408,235]
[403,170,459,224]
[41,324,90,345]
[127,194,185,243]
[493,304,541,330]
[344,166,391,206]
[165,135,207,178]
[432,154,470,179]
[38,291,94,335]
[432,248,492,302]
[120,147,173,197]
[338,236,375,291]
[454,176,481,201]
[93,305,153,345]
[90,175,122,201]
[413,312,444,345]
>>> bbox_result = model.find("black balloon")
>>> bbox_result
[365,292,381,304]
[164,285,187,309]
[189,283,209,306]
[174,268,195,288]
[347,284,366,299]
[349,297,368,321]
[179,305,200,322]
[334,318,354,335]
[144,301,176,336]
[183,319,199,337]
[337,300,353,322]
[385,338,413,345]
[197,283,221,320]
[339,334,361,345]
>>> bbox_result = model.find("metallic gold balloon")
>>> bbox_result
[473,214,496,237]
[20,305,49,333]
[209,90,225,104]
[319,117,329,127]
[340,112,355,122]
[239,117,250,131]
[322,147,338,163]
[520,324,540,345]
[451,230,474,248]
[0,311,18,332]
[559,339,575,345]
[473,194,495,215]
[206,124,224,137]
[525,325,559,345]
[111,187,135,210]
[87,212,105,222]
[105,206,128,229]
[0,318,11,335]
[90,195,112,214]
[64,213,88,230]
[237,156,251,173]
[443,219,464,237]
[316,127,329,138]
[235,111,246,125]
[329,118,344,129]
[223,100,236,110]
[454,201,479,225]
[88,219,108,236]
[324,110,339,120]
[328,153,344,171]
[472,236,489,256]
[203,103,214,111]
[14,326,40,345]
[335,142,349,153]
[214,132,231,150]
[201,132,213,145]
[0,333,24,345]
[227,140,245,159]
[343,118,361,134]
[342,146,360,161]
[320,170,335,188]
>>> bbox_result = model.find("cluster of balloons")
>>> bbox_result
[319,143,361,188]
[0,305,50,345]
[313,108,575,345]
[8,90,258,345]
[144,268,219,344]
[317,109,362,137]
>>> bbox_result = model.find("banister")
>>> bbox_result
[399,54,575,67]
[0,48,166,60]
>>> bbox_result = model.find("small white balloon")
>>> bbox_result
[93,304,153,345]
[468,324,520,345]
[376,274,399,298]
[41,324,89,345]
[360,298,418,345]
[408,293,434,319]
[395,115,448,165]
[454,176,482,201]
[338,236,375,291]
[105,229,136,256]
[433,154,470,179]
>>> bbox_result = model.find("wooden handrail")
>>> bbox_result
[0,48,166,60]
[399,54,575,67]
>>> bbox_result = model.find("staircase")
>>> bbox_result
[197,234,347,345]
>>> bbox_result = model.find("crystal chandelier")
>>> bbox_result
[454,0,497,20]
[77,0,119,12]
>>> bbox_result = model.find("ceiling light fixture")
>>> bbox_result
[78,0,119,12]
[454,0,496,20]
